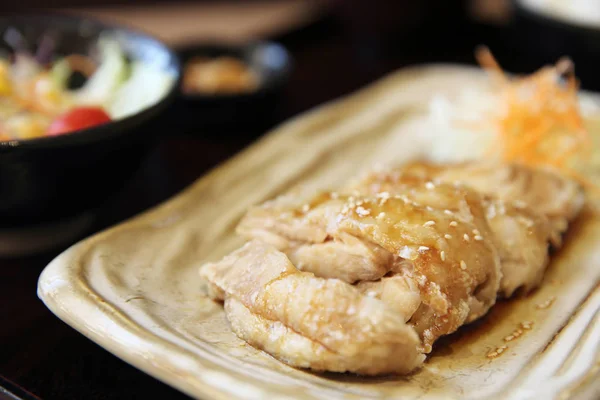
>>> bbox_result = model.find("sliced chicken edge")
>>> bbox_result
[199,240,425,375]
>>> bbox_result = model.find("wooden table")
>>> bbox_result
[0,4,535,399]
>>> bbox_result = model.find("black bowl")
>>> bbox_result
[0,14,180,228]
[513,0,600,90]
[171,41,291,134]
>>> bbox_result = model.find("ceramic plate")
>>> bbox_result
[38,65,600,400]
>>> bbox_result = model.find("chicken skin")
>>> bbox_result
[350,161,581,296]
[200,240,424,375]
[351,161,584,240]
[237,192,393,283]
[329,192,501,351]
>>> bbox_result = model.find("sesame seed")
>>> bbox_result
[396,195,409,204]
[377,192,390,205]
[463,233,470,242]
[513,200,527,209]
[377,212,386,219]
[444,210,453,215]
[425,181,435,190]
[536,296,555,309]
[498,202,506,215]
[423,220,436,227]
[474,235,484,241]
[444,234,452,239]
[449,221,458,227]
[472,229,480,235]
[330,192,339,199]
[356,206,370,216]
[418,246,429,252]
[504,335,515,342]
[440,251,446,261]
[460,260,467,270]
[301,204,310,212]
[517,216,535,228]
[426,206,434,211]
[399,246,418,260]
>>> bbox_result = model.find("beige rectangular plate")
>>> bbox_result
[38,65,600,400]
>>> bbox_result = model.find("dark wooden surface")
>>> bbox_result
[0,4,569,400]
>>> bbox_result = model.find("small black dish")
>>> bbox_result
[512,0,600,90]
[0,13,180,230]
[171,41,292,134]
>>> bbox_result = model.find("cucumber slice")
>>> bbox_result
[73,37,127,107]
[107,61,174,119]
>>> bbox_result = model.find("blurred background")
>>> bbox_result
[3,0,542,237]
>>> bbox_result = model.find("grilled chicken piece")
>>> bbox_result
[202,161,582,375]
[482,198,554,296]
[200,241,424,375]
[290,234,393,283]
[330,193,501,351]
[236,192,337,247]
[350,161,579,296]
[238,183,502,351]
[237,192,393,283]
[352,161,584,239]
[356,272,421,322]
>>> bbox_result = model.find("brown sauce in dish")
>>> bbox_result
[182,56,259,95]
[429,298,520,359]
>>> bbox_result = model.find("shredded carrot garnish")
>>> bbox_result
[474,47,593,188]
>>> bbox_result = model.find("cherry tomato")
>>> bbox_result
[46,107,112,136]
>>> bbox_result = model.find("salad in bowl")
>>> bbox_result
[0,35,174,141]
[0,14,179,240]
